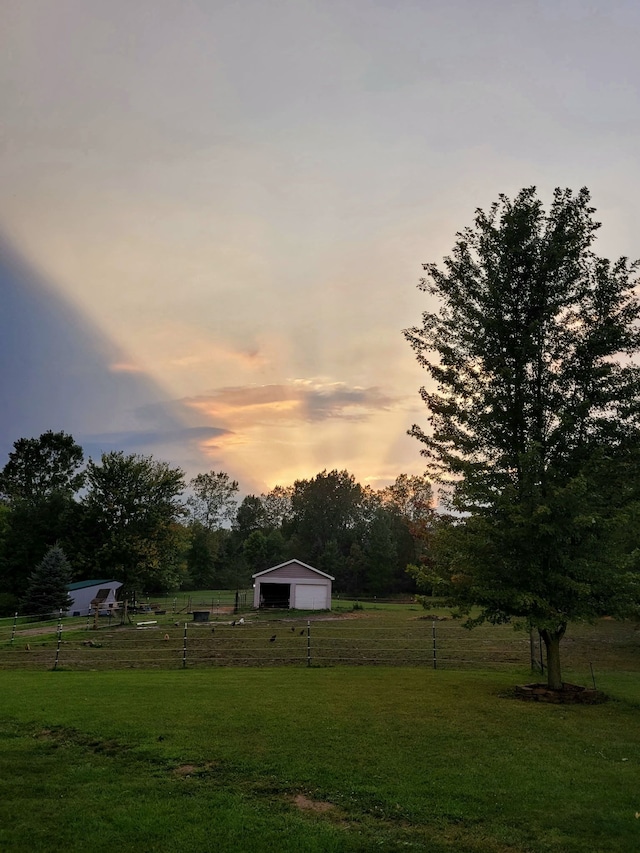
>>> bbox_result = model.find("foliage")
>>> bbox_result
[260,484,294,529]
[0,432,85,598]
[184,522,219,589]
[83,452,186,593]
[242,529,288,574]
[233,494,266,536]
[21,544,72,618]
[0,424,433,598]
[0,430,84,502]
[379,473,433,522]
[405,186,640,687]
[289,469,364,569]
[187,470,239,530]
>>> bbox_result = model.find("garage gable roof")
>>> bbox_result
[252,559,335,581]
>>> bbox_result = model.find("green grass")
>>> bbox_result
[1,666,639,852]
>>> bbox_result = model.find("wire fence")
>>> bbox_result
[0,612,510,670]
[1,611,633,675]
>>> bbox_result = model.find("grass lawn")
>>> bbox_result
[1,666,639,852]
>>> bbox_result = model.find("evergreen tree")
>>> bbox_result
[22,544,73,618]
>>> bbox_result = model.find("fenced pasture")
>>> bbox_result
[1,599,637,683]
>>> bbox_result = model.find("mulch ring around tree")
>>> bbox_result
[514,682,608,704]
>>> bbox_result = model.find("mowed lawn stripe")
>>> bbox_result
[1,667,639,852]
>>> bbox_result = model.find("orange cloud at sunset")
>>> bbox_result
[180,380,418,491]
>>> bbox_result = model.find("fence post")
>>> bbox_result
[432,620,437,670]
[54,609,63,670]
[182,622,188,669]
[307,620,311,668]
[10,612,17,644]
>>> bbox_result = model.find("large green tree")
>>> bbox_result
[289,469,364,579]
[0,430,84,502]
[83,452,186,593]
[0,431,85,600]
[405,187,640,689]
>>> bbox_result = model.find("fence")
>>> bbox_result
[1,609,636,674]
[0,613,572,673]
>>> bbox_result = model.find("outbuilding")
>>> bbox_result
[66,580,122,617]
[252,560,333,610]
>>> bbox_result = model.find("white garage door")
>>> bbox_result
[294,584,327,610]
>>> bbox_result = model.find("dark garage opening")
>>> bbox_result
[260,583,290,609]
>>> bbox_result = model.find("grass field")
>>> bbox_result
[1,602,639,851]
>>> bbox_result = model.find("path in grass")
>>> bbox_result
[1,667,639,852]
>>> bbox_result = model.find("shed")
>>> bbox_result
[252,560,333,610]
[66,580,122,617]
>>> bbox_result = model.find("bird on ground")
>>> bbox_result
[231,620,236,627]
[269,634,277,642]
[290,626,295,632]
[299,629,305,636]
[211,627,215,634]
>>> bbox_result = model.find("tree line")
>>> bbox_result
[0,430,434,615]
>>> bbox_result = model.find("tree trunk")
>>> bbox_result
[539,625,566,690]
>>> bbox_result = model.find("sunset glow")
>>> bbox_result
[2,1,638,493]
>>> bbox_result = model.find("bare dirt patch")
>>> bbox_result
[173,762,216,777]
[293,794,337,813]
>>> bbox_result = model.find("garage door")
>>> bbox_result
[294,584,327,610]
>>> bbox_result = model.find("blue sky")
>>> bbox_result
[1,0,639,493]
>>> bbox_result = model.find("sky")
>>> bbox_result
[1,0,639,496]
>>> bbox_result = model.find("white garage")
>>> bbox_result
[252,560,334,610]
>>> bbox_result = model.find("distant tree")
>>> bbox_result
[83,452,186,593]
[260,485,294,530]
[0,431,85,599]
[234,495,266,537]
[187,471,239,530]
[405,187,640,689]
[243,529,288,574]
[380,474,433,523]
[345,542,366,598]
[0,430,84,502]
[363,509,397,596]
[318,536,343,580]
[379,474,435,593]
[185,522,219,589]
[22,544,72,618]
[0,502,18,615]
[289,470,363,570]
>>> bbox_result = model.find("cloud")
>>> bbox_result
[183,380,406,427]
[80,425,231,455]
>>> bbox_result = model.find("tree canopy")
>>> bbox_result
[405,187,640,688]
[0,438,433,603]
[187,471,239,530]
[83,451,186,593]
[0,430,84,502]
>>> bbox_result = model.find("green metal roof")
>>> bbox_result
[66,579,120,591]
